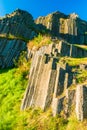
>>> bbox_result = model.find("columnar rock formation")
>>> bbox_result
[76,85,87,121]
[21,40,87,121]
[35,12,87,44]
[1,9,87,68]
[0,9,36,39]
[0,39,26,68]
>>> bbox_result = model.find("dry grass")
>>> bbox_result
[74,44,87,50]
[27,34,51,50]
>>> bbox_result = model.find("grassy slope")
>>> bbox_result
[0,67,87,130]
[0,68,28,130]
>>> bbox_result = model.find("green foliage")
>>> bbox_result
[14,51,27,67]
[76,69,87,83]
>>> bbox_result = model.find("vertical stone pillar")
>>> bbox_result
[76,85,87,121]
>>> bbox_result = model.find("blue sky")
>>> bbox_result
[0,0,87,21]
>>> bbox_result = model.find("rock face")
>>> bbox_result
[21,40,87,121]
[35,12,87,44]
[0,39,26,68]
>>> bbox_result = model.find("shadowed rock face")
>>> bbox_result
[0,9,36,39]
[0,39,26,68]
[35,12,87,44]
[0,9,37,68]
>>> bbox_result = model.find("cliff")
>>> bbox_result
[1,9,87,68]
[1,9,87,122]
[35,12,87,44]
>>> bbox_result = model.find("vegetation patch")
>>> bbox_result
[28,34,52,50]
[74,44,87,50]
[0,33,29,42]
[76,69,87,83]
[60,57,87,66]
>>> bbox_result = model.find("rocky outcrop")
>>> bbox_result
[21,43,74,111]
[35,12,87,44]
[1,9,87,68]
[28,40,87,58]
[0,9,37,39]
[21,40,87,121]
[0,9,50,68]
[0,9,37,68]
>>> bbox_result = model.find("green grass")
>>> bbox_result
[0,68,28,130]
[60,57,87,66]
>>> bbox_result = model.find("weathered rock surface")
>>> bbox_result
[35,12,87,44]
